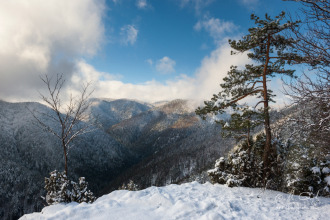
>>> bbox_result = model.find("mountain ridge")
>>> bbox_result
[0,98,231,219]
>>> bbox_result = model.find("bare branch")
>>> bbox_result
[31,73,95,176]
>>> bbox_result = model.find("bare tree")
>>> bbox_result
[30,74,94,176]
[285,0,329,97]
[285,0,329,66]
[283,0,329,148]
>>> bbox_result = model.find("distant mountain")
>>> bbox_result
[0,100,131,220]
[0,99,233,220]
[87,98,152,131]
[105,99,233,190]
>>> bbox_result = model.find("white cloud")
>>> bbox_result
[0,0,287,108]
[194,17,237,44]
[67,44,250,103]
[146,59,153,66]
[156,57,176,74]
[0,0,105,102]
[67,43,290,108]
[120,25,138,45]
[70,47,289,107]
[136,0,148,9]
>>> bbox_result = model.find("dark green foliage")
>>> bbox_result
[208,134,265,188]
[217,105,263,144]
[196,12,302,178]
[196,12,301,118]
[44,170,96,205]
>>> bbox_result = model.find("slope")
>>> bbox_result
[87,98,152,131]
[20,182,330,220]
[0,100,131,219]
[106,100,234,190]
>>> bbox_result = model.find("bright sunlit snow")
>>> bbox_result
[20,182,330,220]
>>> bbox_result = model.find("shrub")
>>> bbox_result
[208,134,264,188]
[44,170,96,205]
[208,134,330,197]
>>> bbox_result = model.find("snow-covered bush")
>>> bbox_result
[208,134,265,188]
[119,180,139,191]
[282,143,330,197]
[208,132,330,197]
[44,171,71,204]
[44,171,96,205]
[71,177,96,203]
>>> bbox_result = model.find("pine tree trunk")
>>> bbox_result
[262,34,273,184]
[263,98,272,182]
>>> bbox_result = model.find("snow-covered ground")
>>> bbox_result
[20,182,330,220]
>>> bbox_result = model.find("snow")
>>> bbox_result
[311,167,321,174]
[322,167,330,174]
[20,182,330,220]
[325,176,330,186]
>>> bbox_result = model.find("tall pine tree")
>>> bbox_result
[218,105,263,153]
[196,12,302,182]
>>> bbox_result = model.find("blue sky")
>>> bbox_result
[89,0,299,83]
[0,0,300,104]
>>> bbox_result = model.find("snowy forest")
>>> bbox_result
[0,1,329,220]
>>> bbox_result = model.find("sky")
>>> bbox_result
[0,0,301,105]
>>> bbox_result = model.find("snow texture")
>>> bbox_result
[20,182,330,220]
[311,167,321,174]
[325,176,330,186]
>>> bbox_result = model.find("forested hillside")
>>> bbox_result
[0,99,233,219]
[0,100,131,219]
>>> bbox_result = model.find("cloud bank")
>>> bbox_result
[0,0,249,104]
[72,44,249,103]
[0,0,105,102]
[0,0,286,107]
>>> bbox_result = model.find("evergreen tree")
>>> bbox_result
[208,134,265,188]
[196,12,302,182]
[44,170,96,205]
[217,104,263,153]
[44,171,71,205]
[71,177,96,203]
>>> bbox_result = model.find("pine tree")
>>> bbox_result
[208,134,265,188]
[196,12,302,182]
[217,105,263,153]
[71,177,96,203]
[44,170,71,205]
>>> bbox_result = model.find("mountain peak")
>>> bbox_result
[155,99,198,115]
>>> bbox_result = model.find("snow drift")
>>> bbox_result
[20,182,330,220]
